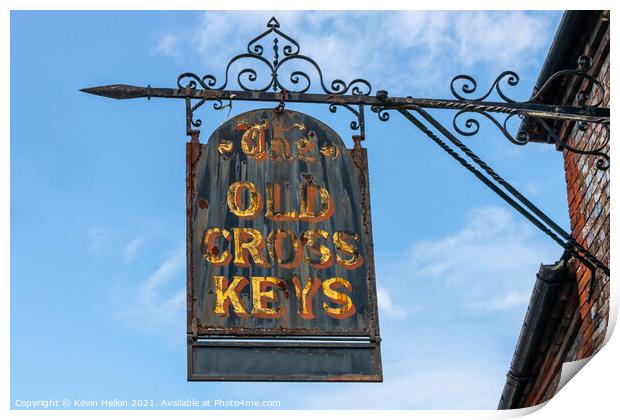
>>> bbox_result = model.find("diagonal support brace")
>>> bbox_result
[397,108,609,287]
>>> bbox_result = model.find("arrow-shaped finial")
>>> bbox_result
[267,16,280,28]
[80,84,150,99]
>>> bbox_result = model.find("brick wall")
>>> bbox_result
[525,18,611,405]
[562,23,610,361]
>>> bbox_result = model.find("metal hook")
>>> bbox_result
[275,89,288,113]
[221,93,236,119]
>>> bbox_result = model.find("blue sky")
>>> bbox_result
[11,10,567,409]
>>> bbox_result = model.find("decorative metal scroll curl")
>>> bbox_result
[176,17,372,95]
[177,16,371,137]
[563,121,610,170]
[329,102,361,131]
[370,91,392,122]
[451,71,521,103]
[370,105,390,122]
[452,110,529,145]
[449,55,609,171]
[328,100,366,144]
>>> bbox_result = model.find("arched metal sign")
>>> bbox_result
[186,108,382,381]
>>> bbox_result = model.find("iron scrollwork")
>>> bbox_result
[370,105,390,122]
[452,110,529,145]
[328,100,366,142]
[183,93,235,130]
[176,17,372,94]
[329,102,361,131]
[449,56,609,170]
[369,90,391,122]
[563,121,610,170]
[451,71,521,103]
[177,16,372,134]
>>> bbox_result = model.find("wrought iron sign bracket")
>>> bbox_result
[81,16,610,299]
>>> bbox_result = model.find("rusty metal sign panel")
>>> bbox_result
[186,108,382,381]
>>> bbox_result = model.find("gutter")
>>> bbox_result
[498,257,574,409]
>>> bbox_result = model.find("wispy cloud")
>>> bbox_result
[118,247,186,333]
[122,236,144,265]
[377,284,408,319]
[85,222,163,264]
[155,11,558,95]
[385,206,559,316]
[486,290,533,311]
[86,222,184,338]
[153,33,179,58]
[110,247,186,340]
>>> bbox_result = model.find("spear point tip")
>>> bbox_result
[79,84,145,99]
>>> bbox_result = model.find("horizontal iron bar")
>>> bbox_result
[196,338,373,344]
[196,335,372,341]
[80,84,610,122]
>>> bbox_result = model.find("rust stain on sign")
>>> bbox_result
[187,108,381,381]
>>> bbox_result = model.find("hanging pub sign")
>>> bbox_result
[186,108,382,381]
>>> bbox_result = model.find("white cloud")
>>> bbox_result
[487,290,533,311]
[452,11,551,68]
[153,33,179,57]
[86,224,161,264]
[119,247,186,332]
[377,207,562,316]
[523,182,541,196]
[140,250,184,304]
[122,236,144,265]
[155,11,558,95]
[402,206,559,314]
[376,284,407,319]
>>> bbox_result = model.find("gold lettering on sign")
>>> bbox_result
[265,183,298,222]
[267,229,302,269]
[225,181,334,223]
[221,120,343,162]
[301,229,333,269]
[205,117,369,322]
[319,144,339,159]
[269,138,292,161]
[236,120,269,160]
[217,140,233,155]
[232,228,270,268]
[214,275,249,317]
[270,122,305,161]
[334,231,363,269]
[322,277,356,319]
[299,183,334,222]
[295,138,316,163]
[251,276,285,318]
[292,275,322,319]
[202,227,232,265]
[227,181,263,219]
